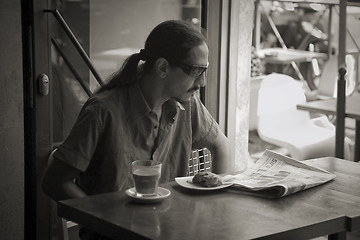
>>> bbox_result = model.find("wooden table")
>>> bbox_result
[56,157,360,240]
[297,93,360,162]
[303,158,360,233]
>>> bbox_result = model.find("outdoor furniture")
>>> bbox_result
[297,92,360,162]
[188,148,212,176]
[256,73,350,160]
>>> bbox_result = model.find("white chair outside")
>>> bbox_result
[256,73,350,160]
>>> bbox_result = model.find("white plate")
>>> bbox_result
[125,187,171,203]
[175,176,233,190]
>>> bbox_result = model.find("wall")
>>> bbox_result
[0,1,24,239]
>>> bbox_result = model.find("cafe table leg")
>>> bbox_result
[328,231,346,240]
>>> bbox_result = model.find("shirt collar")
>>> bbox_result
[175,101,185,111]
[129,81,152,122]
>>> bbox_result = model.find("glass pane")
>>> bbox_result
[89,0,202,91]
[51,0,202,144]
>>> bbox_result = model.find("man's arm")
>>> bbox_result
[205,130,233,174]
[42,158,87,202]
[190,95,233,174]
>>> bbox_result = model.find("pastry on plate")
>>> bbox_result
[192,171,222,187]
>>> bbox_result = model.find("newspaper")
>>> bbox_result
[222,149,336,198]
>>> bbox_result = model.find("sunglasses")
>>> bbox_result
[171,61,209,77]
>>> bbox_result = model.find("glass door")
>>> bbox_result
[27,0,204,239]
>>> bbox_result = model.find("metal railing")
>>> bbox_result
[51,38,93,97]
[45,9,104,91]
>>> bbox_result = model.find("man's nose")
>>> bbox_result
[196,74,206,87]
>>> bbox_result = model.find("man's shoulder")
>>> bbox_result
[85,88,128,112]
[95,87,127,103]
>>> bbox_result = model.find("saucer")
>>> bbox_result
[125,187,171,203]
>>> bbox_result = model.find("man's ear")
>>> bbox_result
[155,58,169,79]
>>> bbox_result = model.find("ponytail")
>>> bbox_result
[96,52,142,93]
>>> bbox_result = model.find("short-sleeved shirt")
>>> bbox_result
[54,82,219,195]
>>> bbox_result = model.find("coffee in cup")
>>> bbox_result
[131,160,162,196]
